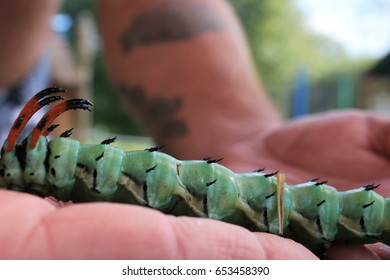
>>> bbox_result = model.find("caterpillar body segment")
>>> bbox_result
[46,137,80,200]
[1,88,390,258]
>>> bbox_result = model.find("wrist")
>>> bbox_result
[159,92,282,160]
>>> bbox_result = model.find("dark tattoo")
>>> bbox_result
[120,2,225,53]
[117,84,188,139]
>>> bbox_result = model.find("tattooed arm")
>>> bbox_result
[98,0,281,162]
[97,1,390,259]
[97,0,390,192]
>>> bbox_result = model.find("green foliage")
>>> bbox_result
[59,0,143,135]
[92,54,143,135]
[59,0,96,50]
[228,0,371,114]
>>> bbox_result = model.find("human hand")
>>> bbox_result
[264,110,390,195]
[218,110,390,259]
[3,111,390,260]
[0,190,317,259]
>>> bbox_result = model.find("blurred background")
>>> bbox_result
[48,0,390,148]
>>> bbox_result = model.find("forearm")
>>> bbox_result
[98,0,281,159]
[0,0,59,87]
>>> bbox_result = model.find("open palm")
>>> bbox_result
[1,111,390,260]
[221,110,390,259]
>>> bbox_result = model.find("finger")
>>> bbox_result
[168,216,317,259]
[327,243,381,260]
[0,190,317,259]
[0,190,57,259]
[250,232,317,259]
[366,113,390,159]
[366,243,390,259]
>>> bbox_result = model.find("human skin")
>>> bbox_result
[0,190,317,259]
[97,0,390,259]
[1,110,390,259]
[0,0,59,87]
[98,0,281,160]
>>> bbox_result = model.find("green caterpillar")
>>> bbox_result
[1,87,389,258]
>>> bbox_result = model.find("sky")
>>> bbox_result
[295,0,390,58]
[52,1,390,59]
